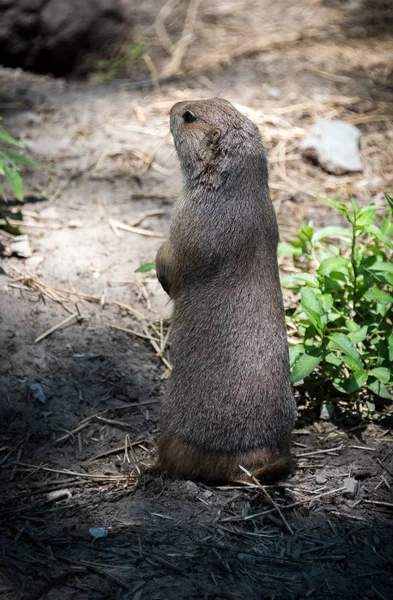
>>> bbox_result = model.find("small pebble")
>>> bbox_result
[316,474,327,485]
[29,382,46,404]
[6,235,32,259]
[89,527,108,539]
[181,481,200,496]
[343,477,359,499]
[320,402,334,421]
[47,489,72,502]
[237,553,256,566]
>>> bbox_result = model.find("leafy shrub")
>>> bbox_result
[0,118,35,201]
[279,194,393,403]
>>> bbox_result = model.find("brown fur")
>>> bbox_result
[158,434,293,484]
[156,98,297,484]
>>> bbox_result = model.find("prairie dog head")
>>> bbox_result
[170,98,266,190]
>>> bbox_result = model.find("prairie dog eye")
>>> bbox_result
[183,110,197,123]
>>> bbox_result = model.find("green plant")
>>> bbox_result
[279,194,393,403]
[0,117,35,201]
[95,41,146,81]
[135,262,156,273]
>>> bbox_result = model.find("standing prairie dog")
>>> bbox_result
[156,98,296,484]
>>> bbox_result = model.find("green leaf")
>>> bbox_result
[280,273,319,288]
[288,344,304,367]
[4,167,23,200]
[355,206,376,227]
[332,378,349,394]
[135,261,156,273]
[312,226,352,242]
[317,196,350,219]
[348,326,368,344]
[327,311,342,323]
[385,192,393,210]
[333,370,367,394]
[301,288,326,333]
[325,271,347,284]
[328,333,363,371]
[345,319,361,333]
[318,257,349,277]
[367,261,393,274]
[320,293,334,312]
[325,352,342,366]
[291,352,322,383]
[277,242,303,256]
[353,369,368,388]
[363,288,393,304]
[323,277,342,292]
[389,332,393,362]
[0,151,36,169]
[367,378,392,399]
[0,124,23,147]
[298,224,313,241]
[369,367,391,384]
[365,261,393,286]
[365,224,393,250]
[351,198,359,214]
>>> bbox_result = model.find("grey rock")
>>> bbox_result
[302,119,363,175]
[319,402,334,421]
[29,382,46,404]
[343,477,359,499]
[179,480,200,496]
[237,553,256,566]
[47,489,72,502]
[5,235,32,259]
[315,474,327,485]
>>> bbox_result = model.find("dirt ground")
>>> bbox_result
[1,1,393,599]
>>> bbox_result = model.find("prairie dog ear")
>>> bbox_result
[208,128,221,144]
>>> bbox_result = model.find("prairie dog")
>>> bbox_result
[156,98,296,483]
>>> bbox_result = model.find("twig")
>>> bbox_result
[95,416,132,429]
[129,209,166,227]
[143,54,161,94]
[0,438,24,467]
[131,100,147,126]
[143,323,172,370]
[109,218,120,237]
[10,270,146,321]
[239,465,294,535]
[55,400,160,444]
[363,500,393,509]
[296,445,343,458]
[55,420,94,444]
[161,0,202,77]
[87,437,149,463]
[35,312,81,343]
[376,458,393,478]
[111,324,160,343]
[109,219,163,238]
[155,0,182,55]
[9,463,131,481]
